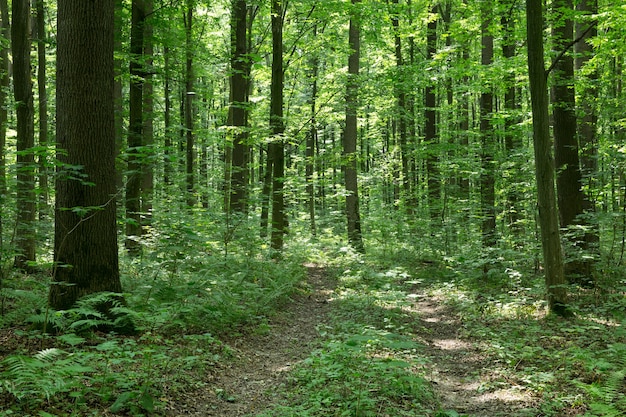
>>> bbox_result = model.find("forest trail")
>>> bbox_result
[166,264,334,416]
[166,265,535,416]
[412,296,535,416]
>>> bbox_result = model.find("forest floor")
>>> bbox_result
[165,264,537,417]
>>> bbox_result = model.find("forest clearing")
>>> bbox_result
[1,0,626,416]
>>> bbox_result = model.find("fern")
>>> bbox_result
[0,348,94,403]
[576,343,626,416]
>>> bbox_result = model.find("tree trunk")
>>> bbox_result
[36,0,49,218]
[550,0,594,284]
[391,0,411,213]
[269,0,285,253]
[184,1,195,207]
[574,0,599,285]
[480,5,496,248]
[306,28,319,237]
[228,0,249,213]
[51,0,122,310]
[344,0,364,253]
[425,10,439,223]
[502,6,522,235]
[164,46,173,186]
[125,0,145,255]
[0,0,8,258]
[12,0,37,270]
[141,0,154,223]
[526,0,571,317]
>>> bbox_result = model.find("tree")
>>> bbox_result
[344,0,364,253]
[35,0,49,217]
[12,0,36,270]
[227,0,249,213]
[550,0,594,284]
[0,0,8,259]
[526,0,571,317]
[269,0,286,252]
[50,0,122,310]
[184,0,196,207]
[126,0,146,255]
[425,8,439,223]
[480,2,496,248]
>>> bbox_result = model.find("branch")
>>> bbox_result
[546,20,597,77]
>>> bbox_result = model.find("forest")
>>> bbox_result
[0,0,625,416]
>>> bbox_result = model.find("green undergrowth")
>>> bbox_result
[0,214,308,416]
[255,247,442,417]
[366,240,626,417]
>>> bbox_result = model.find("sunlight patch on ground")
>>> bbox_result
[432,338,472,351]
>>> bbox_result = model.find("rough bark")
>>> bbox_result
[550,0,594,284]
[12,0,37,270]
[526,0,571,317]
[228,0,249,213]
[51,0,122,310]
[344,0,364,253]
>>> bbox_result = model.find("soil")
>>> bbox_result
[165,265,537,417]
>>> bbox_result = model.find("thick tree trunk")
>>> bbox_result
[51,0,122,310]
[125,0,145,255]
[344,0,364,253]
[526,0,571,317]
[480,6,496,247]
[12,0,37,270]
[551,0,594,284]
[269,0,285,253]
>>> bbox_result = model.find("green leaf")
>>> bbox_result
[110,391,135,413]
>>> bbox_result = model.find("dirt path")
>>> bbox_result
[166,266,535,416]
[166,264,333,416]
[412,295,535,416]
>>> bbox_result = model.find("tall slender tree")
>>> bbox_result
[36,0,49,217]
[142,0,155,222]
[51,0,122,310]
[526,0,571,317]
[228,0,249,213]
[480,2,496,247]
[550,0,593,283]
[125,0,146,255]
[344,0,364,253]
[269,0,286,252]
[0,0,8,257]
[12,0,36,270]
[184,0,196,207]
[425,8,439,222]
